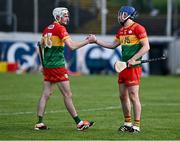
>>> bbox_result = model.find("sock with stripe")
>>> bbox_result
[134,119,140,127]
[124,115,132,126]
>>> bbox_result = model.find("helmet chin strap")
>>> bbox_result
[55,15,61,23]
[120,18,129,26]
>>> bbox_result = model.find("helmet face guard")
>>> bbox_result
[118,11,131,24]
[118,6,137,25]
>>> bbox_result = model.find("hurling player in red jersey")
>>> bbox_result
[34,7,95,131]
[89,6,150,133]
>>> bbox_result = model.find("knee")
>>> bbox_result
[63,92,72,98]
[129,91,137,102]
[42,92,51,100]
[120,93,128,101]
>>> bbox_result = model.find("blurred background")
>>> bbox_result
[0,0,180,75]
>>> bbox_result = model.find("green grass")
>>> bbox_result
[0,73,180,140]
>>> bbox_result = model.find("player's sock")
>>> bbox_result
[118,115,132,132]
[131,120,140,132]
[134,119,140,127]
[124,115,132,126]
[37,116,43,123]
[73,116,81,124]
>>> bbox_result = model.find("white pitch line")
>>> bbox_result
[0,103,180,116]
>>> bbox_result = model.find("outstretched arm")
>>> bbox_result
[64,34,96,50]
[85,34,120,49]
[95,39,120,49]
[64,37,89,50]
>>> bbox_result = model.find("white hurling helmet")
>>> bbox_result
[52,7,69,21]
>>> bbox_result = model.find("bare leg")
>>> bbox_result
[128,85,141,122]
[119,84,131,121]
[57,81,77,118]
[37,81,53,117]
[57,80,95,130]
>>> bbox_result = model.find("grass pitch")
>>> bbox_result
[0,73,180,140]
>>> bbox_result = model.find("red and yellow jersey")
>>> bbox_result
[42,21,70,68]
[115,22,147,62]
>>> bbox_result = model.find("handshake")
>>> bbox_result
[86,34,97,44]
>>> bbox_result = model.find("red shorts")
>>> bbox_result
[118,66,142,87]
[43,67,69,83]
